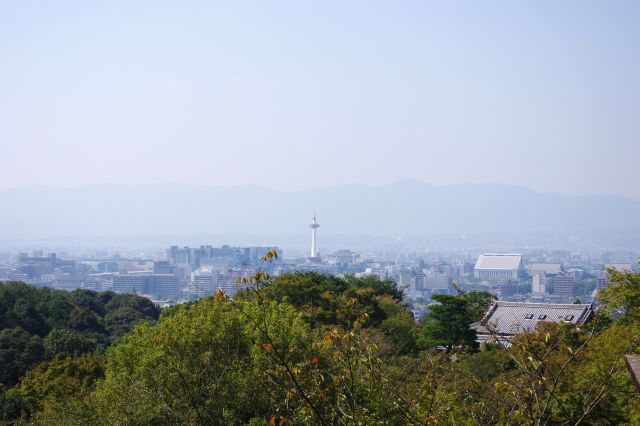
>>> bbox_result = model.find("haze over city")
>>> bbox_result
[2,3,640,424]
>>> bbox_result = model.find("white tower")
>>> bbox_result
[309,213,320,259]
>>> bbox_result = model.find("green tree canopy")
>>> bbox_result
[5,268,640,424]
[11,353,104,419]
[461,291,495,322]
[598,269,640,323]
[0,326,44,388]
[418,294,478,352]
[257,272,406,329]
[0,282,160,390]
[89,295,313,424]
[0,393,25,423]
[43,329,99,359]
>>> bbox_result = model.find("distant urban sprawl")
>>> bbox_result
[1,214,637,319]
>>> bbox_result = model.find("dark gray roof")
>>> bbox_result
[473,301,592,336]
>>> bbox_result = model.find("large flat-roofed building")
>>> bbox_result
[113,273,181,301]
[474,254,523,280]
[473,301,592,346]
[113,274,146,294]
[423,275,453,291]
[147,274,181,301]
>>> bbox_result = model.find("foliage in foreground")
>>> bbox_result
[0,281,160,390]
[0,281,160,423]
[3,263,640,425]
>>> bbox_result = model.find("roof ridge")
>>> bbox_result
[495,301,591,308]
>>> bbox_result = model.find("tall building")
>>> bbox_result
[398,269,413,290]
[532,273,546,294]
[167,246,191,266]
[553,274,574,298]
[190,269,215,299]
[412,271,425,292]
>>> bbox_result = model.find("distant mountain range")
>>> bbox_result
[1,181,639,242]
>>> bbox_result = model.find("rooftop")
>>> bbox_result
[473,301,592,337]
[475,254,522,271]
[527,262,563,275]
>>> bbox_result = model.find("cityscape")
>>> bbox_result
[2,213,636,318]
[2,1,640,423]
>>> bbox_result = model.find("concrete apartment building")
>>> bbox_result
[113,273,181,301]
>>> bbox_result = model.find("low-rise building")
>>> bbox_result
[472,301,592,346]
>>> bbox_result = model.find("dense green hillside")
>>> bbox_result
[0,281,160,421]
[2,264,640,424]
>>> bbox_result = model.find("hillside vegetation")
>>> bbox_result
[1,259,640,424]
[0,282,160,420]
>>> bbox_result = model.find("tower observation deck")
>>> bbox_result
[309,213,320,260]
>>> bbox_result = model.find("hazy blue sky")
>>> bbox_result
[1,1,639,198]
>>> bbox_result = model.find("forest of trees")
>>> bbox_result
[1,253,639,425]
[0,282,160,422]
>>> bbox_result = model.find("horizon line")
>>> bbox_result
[0,180,637,201]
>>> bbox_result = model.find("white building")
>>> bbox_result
[532,273,546,294]
[190,269,216,299]
[474,254,523,280]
